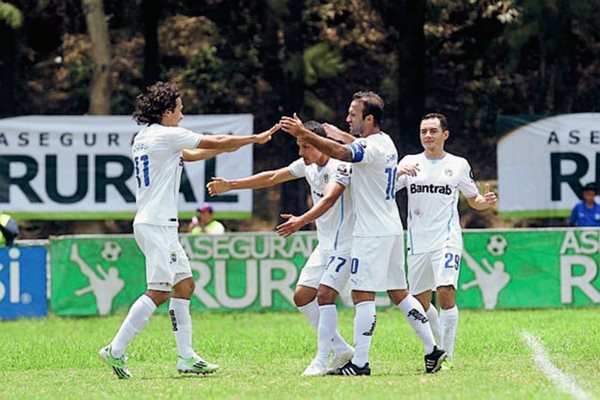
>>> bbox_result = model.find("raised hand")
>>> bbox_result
[254,123,281,145]
[207,177,232,196]
[275,213,305,237]
[483,183,498,206]
[279,115,305,137]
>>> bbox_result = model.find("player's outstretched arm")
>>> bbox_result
[280,116,353,162]
[198,123,280,151]
[467,183,498,210]
[182,148,232,161]
[207,167,297,196]
[322,123,356,144]
[276,182,345,237]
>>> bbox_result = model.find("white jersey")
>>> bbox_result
[132,124,202,226]
[396,152,479,255]
[347,132,403,236]
[288,157,354,251]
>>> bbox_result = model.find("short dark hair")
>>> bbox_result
[133,81,180,126]
[583,182,597,193]
[352,91,384,126]
[304,120,326,137]
[422,113,449,131]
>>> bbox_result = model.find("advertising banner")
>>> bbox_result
[497,113,600,218]
[49,229,599,316]
[459,228,600,308]
[0,115,254,220]
[0,245,48,320]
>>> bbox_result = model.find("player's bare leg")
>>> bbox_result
[389,289,446,373]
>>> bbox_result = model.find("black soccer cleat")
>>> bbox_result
[327,361,371,376]
[424,346,447,373]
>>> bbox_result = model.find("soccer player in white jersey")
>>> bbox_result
[99,81,279,379]
[280,91,447,376]
[207,120,354,376]
[396,113,497,366]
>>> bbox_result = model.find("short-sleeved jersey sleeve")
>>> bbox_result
[395,155,413,191]
[458,159,479,198]
[166,127,202,151]
[347,138,375,164]
[333,162,352,187]
[288,158,307,178]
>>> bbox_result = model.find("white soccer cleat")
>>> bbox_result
[327,346,355,370]
[301,359,328,376]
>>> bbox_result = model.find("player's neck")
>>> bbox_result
[360,126,380,137]
[316,154,329,167]
[424,149,446,159]
[584,200,595,208]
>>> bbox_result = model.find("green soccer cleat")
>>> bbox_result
[99,345,131,379]
[176,354,219,375]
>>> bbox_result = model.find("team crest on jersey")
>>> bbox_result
[323,173,329,183]
[444,168,453,177]
[170,251,177,264]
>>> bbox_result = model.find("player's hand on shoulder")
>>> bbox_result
[207,177,231,196]
[398,163,420,177]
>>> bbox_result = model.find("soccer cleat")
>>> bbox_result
[176,354,219,375]
[327,346,355,370]
[327,361,371,376]
[424,346,447,373]
[301,359,328,376]
[99,345,132,379]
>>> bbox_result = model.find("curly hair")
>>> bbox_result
[132,82,180,125]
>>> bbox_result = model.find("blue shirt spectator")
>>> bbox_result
[569,183,600,227]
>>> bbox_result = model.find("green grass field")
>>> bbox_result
[1,309,598,399]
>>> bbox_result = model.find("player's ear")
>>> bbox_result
[443,130,449,140]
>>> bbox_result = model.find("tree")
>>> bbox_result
[82,0,111,114]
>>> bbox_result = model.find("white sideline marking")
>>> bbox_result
[521,331,594,400]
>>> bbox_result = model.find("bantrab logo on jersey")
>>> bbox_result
[410,183,453,195]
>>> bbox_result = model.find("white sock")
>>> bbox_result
[440,306,459,360]
[169,298,195,359]
[397,295,435,354]
[297,299,320,329]
[426,305,441,345]
[111,295,156,358]
[352,301,376,368]
[298,300,350,355]
[316,305,338,365]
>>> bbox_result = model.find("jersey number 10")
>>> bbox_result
[385,167,397,200]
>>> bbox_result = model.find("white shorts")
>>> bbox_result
[297,245,351,294]
[133,224,192,292]
[407,247,462,295]
[350,235,407,292]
